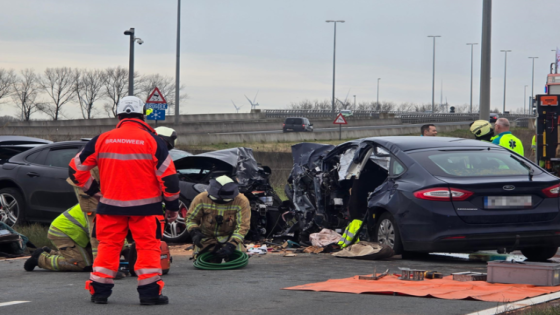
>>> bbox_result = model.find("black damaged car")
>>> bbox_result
[283,137,560,261]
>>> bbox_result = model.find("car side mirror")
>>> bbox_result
[310,124,313,126]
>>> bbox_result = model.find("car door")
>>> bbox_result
[17,145,83,221]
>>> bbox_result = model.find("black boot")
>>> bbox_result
[23,248,44,271]
[87,281,114,304]
[138,281,168,305]
[139,295,169,305]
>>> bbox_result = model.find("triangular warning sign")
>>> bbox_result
[333,113,348,125]
[146,87,167,104]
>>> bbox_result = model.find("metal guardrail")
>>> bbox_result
[263,110,535,123]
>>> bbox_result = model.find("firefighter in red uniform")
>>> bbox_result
[69,96,180,306]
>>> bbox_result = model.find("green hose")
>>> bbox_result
[193,250,249,270]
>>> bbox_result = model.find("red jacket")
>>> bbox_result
[69,119,180,215]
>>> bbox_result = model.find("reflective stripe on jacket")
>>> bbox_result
[491,131,524,156]
[49,204,89,248]
[68,119,180,216]
[337,219,363,248]
[186,192,251,245]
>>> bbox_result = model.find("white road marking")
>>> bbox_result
[465,291,560,315]
[0,301,30,307]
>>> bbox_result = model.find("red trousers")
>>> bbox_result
[90,214,163,288]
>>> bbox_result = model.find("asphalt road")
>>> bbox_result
[214,121,472,135]
[0,253,498,315]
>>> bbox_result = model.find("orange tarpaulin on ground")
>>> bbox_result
[284,275,560,302]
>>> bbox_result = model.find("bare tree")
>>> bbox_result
[74,69,106,119]
[102,67,129,117]
[138,74,187,115]
[11,69,43,121]
[0,69,16,103]
[289,99,331,110]
[39,67,75,120]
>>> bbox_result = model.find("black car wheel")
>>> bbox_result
[0,188,24,227]
[163,199,190,243]
[373,212,403,255]
[521,247,558,262]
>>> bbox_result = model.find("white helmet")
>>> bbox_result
[155,126,177,150]
[117,96,145,115]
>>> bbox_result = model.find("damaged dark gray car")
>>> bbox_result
[283,137,560,261]
[169,147,286,242]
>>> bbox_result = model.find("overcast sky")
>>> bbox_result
[0,0,557,119]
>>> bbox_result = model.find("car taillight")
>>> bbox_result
[542,184,560,198]
[302,124,306,127]
[413,187,473,201]
[283,123,285,127]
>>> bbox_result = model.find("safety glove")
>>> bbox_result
[215,243,236,259]
[165,209,178,223]
[190,228,204,248]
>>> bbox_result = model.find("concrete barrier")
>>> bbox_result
[1,118,402,136]
[1,122,471,145]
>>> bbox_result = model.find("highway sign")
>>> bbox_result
[333,113,348,125]
[147,109,166,121]
[146,103,168,110]
[146,87,167,104]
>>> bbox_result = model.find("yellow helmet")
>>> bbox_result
[469,120,493,138]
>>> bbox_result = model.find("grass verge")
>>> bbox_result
[13,224,51,250]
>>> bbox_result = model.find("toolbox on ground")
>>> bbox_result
[487,261,560,286]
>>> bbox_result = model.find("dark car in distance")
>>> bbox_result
[285,137,560,261]
[490,113,499,123]
[283,117,313,133]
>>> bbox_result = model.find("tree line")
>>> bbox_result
[0,67,186,121]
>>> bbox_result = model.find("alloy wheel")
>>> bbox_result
[163,201,188,241]
[0,193,19,227]
[377,218,395,248]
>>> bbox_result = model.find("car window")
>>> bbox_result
[44,147,81,168]
[392,159,405,176]
[409,150,542,177]
[285,118,302,124]
[25,150,43,164]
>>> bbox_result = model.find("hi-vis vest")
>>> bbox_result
[48,204,90,248]
[338,219,363,248]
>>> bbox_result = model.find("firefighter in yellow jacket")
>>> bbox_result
[186,176,251,260]
[24,204,93,272]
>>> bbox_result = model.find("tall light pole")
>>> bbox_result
[326,20,345,117]
[467,43,478,113]
[553,49,557,73]
[376,78,381,109]
[428,35,441,114]
[500,50,511,114]
[175,0,181,125]
[124,28,143,96]
[479,0,492,121]
[524,85,528,114]
[529,57,538,111]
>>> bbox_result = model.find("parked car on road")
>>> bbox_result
[490,113,499,123]
[340,110,353,117]
[0,140,191,235]
[0,136,51,165]
[284,137,560,261]
[283,117,313,133]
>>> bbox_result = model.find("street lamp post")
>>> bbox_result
[500,50,511,114]
[479,0,492,121]
[552,49,557,73]
[326,20,345,118]
[524,85,528,114]
[467,43,478,113]
[124,28,144,96]
[175,0,181,125]
[376,78,380,110]
[428,35,441,114]
[529,57,539,112]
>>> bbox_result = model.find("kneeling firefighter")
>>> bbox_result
[186,175,251,261]
[24,204,93,272]
[469,120,494,142]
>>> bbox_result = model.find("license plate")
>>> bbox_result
[484,196,532,209]
[287,129,293,131]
